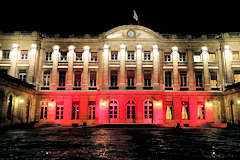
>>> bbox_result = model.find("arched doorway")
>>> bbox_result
[7,95,13,120]
[126,100,136,123]
[230,100,234,124]
[143,99,153,123]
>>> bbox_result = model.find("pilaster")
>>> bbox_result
[27,44,37,84]
[136,44,143,88]
[172,46,179,90]
[103,44,109,89]
[81,46,90,90]
[66,45,75,90]
[152,45,160,89]
[9,43,19,77]
[187,49,195,90]
[50,45,60,90]
[202,46,210,90]
[224,45,233,85]
[119,44,126,89]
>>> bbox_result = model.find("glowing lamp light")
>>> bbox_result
[155,101,162,107]
[100,101,107,108]
[207,102,213,107]
[31,44,37,49]
[19,99,24,103]
[237,100,240,104]
[48,100,55,108]
[172,46,178,52]
[12,43,19,49]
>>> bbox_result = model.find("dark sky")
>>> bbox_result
[0,1,239,36]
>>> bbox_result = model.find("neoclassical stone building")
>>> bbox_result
[0,25,240,127]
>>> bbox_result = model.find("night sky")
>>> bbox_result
[0,1,239,36]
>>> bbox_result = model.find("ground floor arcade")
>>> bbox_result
[37,90,223,127]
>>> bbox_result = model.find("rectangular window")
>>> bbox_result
[2,50,10,60]
[209,52,216,62]
[144,51,151,61]
[127,51,135,61]
[210,72,217,87]
[21,50,28,60]
[40,101,48,119]
[193,53,201,62]
[110,70,118,87]
[56,104,64,119]
[195,71,203,87]
[179,52,186,62]
[91,52,97,62]
[60,51,67,62]
[127,70,135,87]
[165,71,172,87]
[19,70,27,81]
[180,71,187,87]
[164,53,171,62]
[72,101,80,120]
[74,71,82,87]
[59,71,66,86]
[45,52,52,61]
[88,101,96,119]
[144,71,151,87]
[43,71,50,87]
[234,71,240,83]
[90,71,96,87]
[232,51,239,61]
[111,51,118,61]
[76,52,82,61]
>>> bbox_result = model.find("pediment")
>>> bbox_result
[104,25,160,39]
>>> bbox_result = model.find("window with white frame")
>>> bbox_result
[164,53,171,62]
[111,51,118,61]
[76,52,82,61]
[193,53,202,62]
[179,52,186,62]
[40,101,48,119]
[56,103,64,119]
[144,51,151,61]
[2,50,10,60]
[127,100,136,119]
[19,70,27,81]
[60,51,67,62]
[127,51,135,61]
[72,101,80,120]
[45,52,52,61]
[21,50,28,60]
[43,71,50,87]
[91,52,97,62]
[88,101,96,119]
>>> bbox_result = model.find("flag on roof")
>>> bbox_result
[133,10,140,24]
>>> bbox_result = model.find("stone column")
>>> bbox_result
[9,43,19,77]
[50,45,60,90]
[136,44,143,88]
[217,49,224,90]
[36,47,44,90]
[187,49,195,90]
[27,44,37,84]
[202,46,210,90]
[224,45,233,85]
[159,49,164,90]
[65,45,75,90]
[81,46,90,90]
[103,44,109,89]
[119,44,126,89]
[152,45,160,89]
[172,46,179,90]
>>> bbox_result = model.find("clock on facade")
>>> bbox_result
[127,30,135,38]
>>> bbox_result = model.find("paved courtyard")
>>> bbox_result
[0,127,240,159]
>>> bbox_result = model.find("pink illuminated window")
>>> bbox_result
[197,104,205,120]
[40,101,48,119]
[144,100,152,119]
[165,101,173,120]
[181,101,189,120]
[127,100,136,119]
[88,101,96,119]
[109,100,118,119]
[56,103,64,119]
[72,101,80,120]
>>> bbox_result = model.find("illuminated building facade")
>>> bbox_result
[0,25,240,127]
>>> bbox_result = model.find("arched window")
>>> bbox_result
[109,100,118,119]
[144,99,152,119]
[7,95,13,120]
[127,100,135,119]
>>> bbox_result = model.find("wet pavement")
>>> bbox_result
[0,127,240,160]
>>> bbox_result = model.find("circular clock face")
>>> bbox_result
[127,30,135,38]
